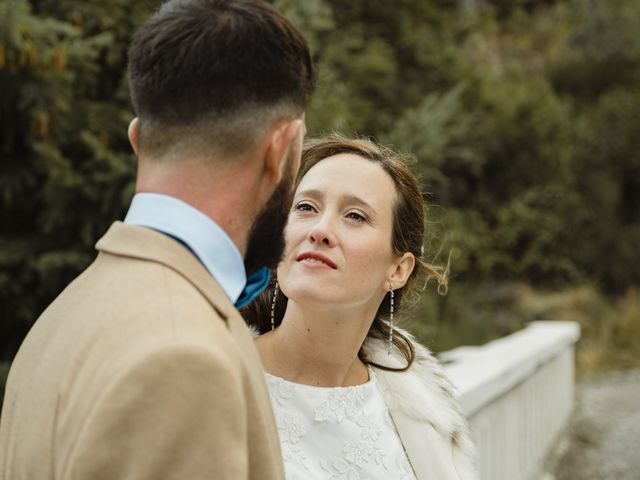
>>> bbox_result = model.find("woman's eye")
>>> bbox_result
[294,202,316,212]
[346,211,367,223]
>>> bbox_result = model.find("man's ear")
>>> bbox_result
[128,117,140,155]
[387,252,416,290]
[262,118,304,183]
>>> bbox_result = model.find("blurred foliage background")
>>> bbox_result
[1,0,639,405]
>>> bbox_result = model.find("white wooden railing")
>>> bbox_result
[441,321,581,480]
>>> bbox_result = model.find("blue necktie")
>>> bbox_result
[234,267,271,309]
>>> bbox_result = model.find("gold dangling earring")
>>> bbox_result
[388,283,394,355]
[270,281,279,332]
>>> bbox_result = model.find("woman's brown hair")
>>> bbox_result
[242,134,448,372]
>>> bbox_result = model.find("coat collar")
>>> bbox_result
[123,193,247,303]
[95,221,238,322]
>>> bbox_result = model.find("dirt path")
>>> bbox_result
[546,369,640,480]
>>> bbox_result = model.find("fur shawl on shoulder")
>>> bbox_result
[362,328,477,479]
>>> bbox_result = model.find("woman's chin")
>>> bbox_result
[283,286,344,308]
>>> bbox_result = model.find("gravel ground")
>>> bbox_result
[544,369,640,480]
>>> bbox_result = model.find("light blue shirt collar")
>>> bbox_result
[124,193,246,303]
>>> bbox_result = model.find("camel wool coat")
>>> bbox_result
[0,222,284,480]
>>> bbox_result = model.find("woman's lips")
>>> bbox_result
[296,252,337,269]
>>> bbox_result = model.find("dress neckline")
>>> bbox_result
[264,365,377,391]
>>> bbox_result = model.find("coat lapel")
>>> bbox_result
[95,221,239,322]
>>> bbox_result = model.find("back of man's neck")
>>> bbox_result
[135,178,256,257]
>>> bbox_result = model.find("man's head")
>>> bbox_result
[127,0,315,273]
[128,0,314,162]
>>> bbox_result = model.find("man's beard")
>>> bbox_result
[243,157,296,276]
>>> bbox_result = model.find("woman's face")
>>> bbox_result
[277,153,400,310]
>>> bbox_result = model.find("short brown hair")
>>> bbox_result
[243,135,449,371]
[128,0,315,159]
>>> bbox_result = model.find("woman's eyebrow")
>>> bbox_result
[341,194,376,213]
[294,188,323,201]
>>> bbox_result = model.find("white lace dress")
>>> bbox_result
[265,368,418,480]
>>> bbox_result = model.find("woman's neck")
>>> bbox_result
[256,301,375,387]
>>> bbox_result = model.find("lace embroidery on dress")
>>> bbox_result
[314,387,367,423]
[268,375,295,405]
[275,409,309,470]
[265,368,417,480]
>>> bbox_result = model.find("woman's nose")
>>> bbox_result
[307,217,336,247]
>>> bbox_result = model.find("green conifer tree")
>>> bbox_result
[0,0,160,360]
